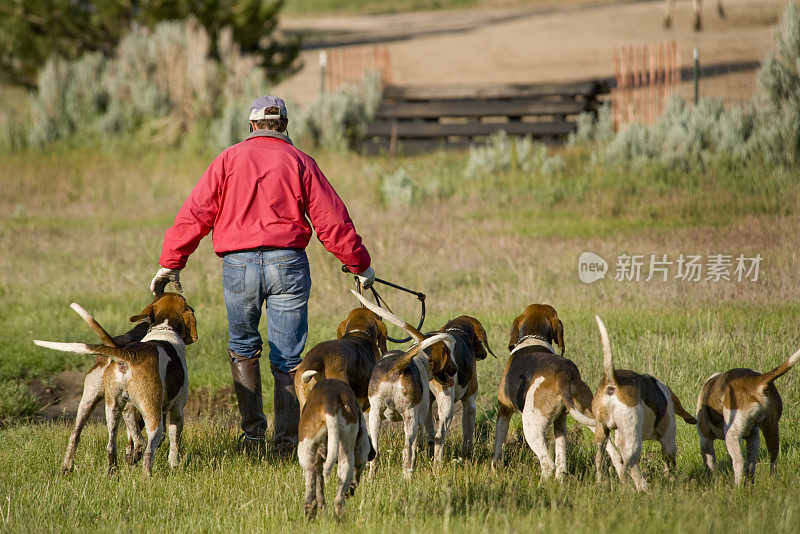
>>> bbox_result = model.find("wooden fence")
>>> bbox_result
[325,45,392,92]
[361,80,610,154]
[612,41,681,128]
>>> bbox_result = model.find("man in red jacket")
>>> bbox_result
[150,95,375,455]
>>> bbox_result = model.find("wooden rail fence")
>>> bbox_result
[362,80,610,154]
[612,41,681,128]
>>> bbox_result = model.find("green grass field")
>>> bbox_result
[1,143,799,532]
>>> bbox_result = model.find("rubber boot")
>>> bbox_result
[229,349,268,455]
[271,364,300,458]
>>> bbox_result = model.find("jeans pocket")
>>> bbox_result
[277,253,311,294]
[222,261,246,294]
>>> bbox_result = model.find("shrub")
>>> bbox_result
[379,167,416,208]
[292,73,383,152]
[464,130,567,179]
[25,18,270,150]
[0,380,38,422]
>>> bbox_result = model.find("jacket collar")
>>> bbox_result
[246,129,293,145]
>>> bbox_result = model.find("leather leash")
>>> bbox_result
[341,265,426,344]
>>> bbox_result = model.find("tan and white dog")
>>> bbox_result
[591,316,696,492]
[297,378,374,520]
[425,315,495,462]
[34,293,197,476]
[492,304,596,480]
[352,287,457,478]
[696,345,800,485]
[57,310,150,473]
[294,307,388,412]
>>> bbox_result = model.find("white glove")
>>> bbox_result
[150,267,182,295]
[355,266,375,289]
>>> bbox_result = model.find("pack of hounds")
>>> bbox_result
[34,288,800,519]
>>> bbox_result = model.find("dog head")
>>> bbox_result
[130,292,198,345]
[444,316,496,361]
[507,304,564,355]
[337,307,388,354]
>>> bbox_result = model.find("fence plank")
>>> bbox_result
[375,99,590,119]
[365,120,575,139]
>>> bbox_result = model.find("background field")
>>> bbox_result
[1,141,800,531]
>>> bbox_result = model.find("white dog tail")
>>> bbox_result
[301,370,320,384]
[595,315,617,387]
[33,340,131,365]
[759,345,800,387]
[350,289,425,343]
[323,413,341,481]
[390,333,455,374]
[70,303,118,347]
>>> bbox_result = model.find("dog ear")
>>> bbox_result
[129,302,155,324]
[549,315,565,356]
[464,317,495,360]
[182,308,198,345]
[336,319,348,339]
[375,319,388,354]
[508,314,522,352]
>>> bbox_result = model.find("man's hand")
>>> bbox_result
[150,267,182,296]
[355,266,375,289]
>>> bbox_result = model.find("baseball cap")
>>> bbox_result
[249,96,288,120]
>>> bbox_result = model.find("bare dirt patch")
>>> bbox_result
[277,0,789,104]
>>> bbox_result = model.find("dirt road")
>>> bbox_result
[276,0,789,104]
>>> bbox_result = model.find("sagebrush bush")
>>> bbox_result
[0,380,38,422]
[379,167,416,207]
[464,130,566,179]
[25,19,269,150]
[292,73,383,152]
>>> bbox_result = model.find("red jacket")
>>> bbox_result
[159,135,371,272]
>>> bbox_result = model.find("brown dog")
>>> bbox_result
[57,310,150,474]
[426,315,495,462]
[591,316,696,492]
[35,293,197,476]
[492,304,595,480]
[297,379,374,520]
[294,307,387,411]
[696,346,800,485]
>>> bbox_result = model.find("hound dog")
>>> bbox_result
[492,304,595,480]
[297,378,374,519]
[696,345,800,485]
[351,288,457,478]
[34,292,197,476]
[592,316,696,492]
[294,307,388,412]
[425,315,496,462]
[57,310,150,473]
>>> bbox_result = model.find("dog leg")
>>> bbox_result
[595,425,610,484]
[334,449,355,520]
[724,425,746,486]
[761,421,779,476]
[142,417,164,477]
[62,374,104,473]
[553,412,568,481]
[461,393,477,458]
[660,419,678,482]
[122,405,145,466]
[744,427,760,483]
[699,433,718,475]
[522,409,555,479]
[604,439,625,480]
[303,464,318,520]
[402,410,420,479]
[315,467,326,511]
[367,408,381,478]
[105,400,122,475]
[424,402,436,457]
[492,406,513,470]
[167,408,184,468]
[433,389,455,464]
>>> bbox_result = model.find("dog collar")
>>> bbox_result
[511,334,555,355]
[345,328,372,338]
[444,326,471,339]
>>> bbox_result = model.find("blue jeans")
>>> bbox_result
[222,248,311,373]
